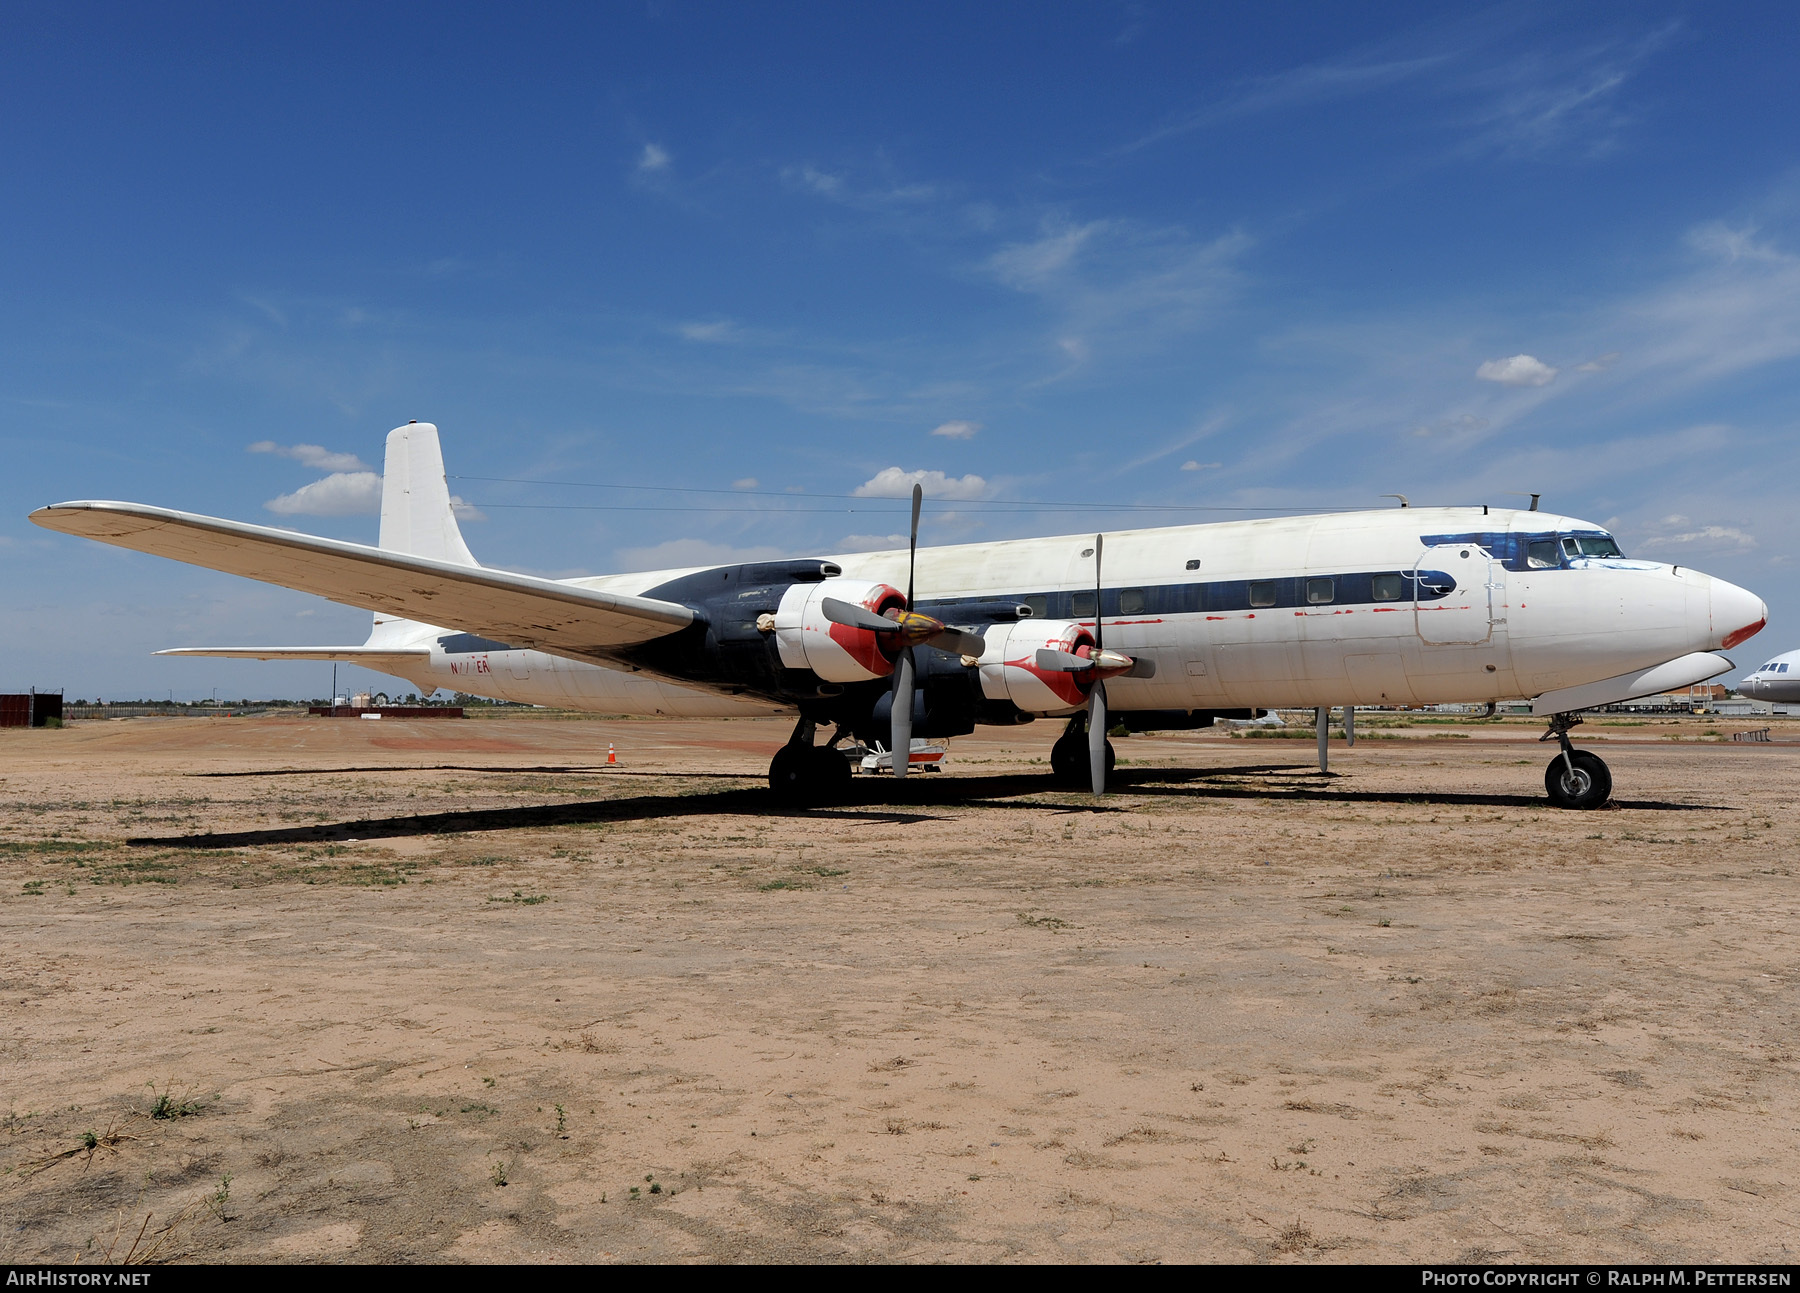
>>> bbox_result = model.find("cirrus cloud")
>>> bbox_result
[930,420,982,439]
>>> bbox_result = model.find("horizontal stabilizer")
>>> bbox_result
[31,501,695,663]
[155,647,431,665]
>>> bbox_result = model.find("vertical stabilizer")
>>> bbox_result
[378,422,479,566]
[368,421,475,650]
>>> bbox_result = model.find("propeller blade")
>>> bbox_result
[1089,680,1108,795]
[1092,533,1104,653]
[890,649,915,778]
[821,596,901,634]
[928,626,987,657]
[906,483,922,611]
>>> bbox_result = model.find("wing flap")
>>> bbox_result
[32,501,694,659]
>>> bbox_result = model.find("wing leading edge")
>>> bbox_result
[30,501,695,662]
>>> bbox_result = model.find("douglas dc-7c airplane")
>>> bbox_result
[31,423,1768,810]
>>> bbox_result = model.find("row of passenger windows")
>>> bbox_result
[1018,572,1413,619]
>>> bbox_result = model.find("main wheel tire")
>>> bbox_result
[1544,749,1611,810]
[1049,733,1117,787]
[1050,734,1085,785]
[808,745,853,803]
[769,745,811,805]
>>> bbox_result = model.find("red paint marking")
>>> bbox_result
[1723,617,1767,649]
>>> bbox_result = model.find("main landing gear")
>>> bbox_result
[1542,713,1612,810]
[769,717,853,807]
[1049,713,1115,788]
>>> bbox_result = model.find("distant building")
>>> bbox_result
[0,691,63,727]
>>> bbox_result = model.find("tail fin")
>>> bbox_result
[379,422,479,567]
[369,421,476,649]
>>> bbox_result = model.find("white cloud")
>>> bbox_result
[613,537,788,572]
[1475,354,1558,387]
[852,467,991,500]
[929,420,982,440]
[834,533,911,553]
[264,471,383,516]
[249,441,370,472]
[638,143,670,173]
[1575,351,1620,372]
[449,496,485,522]
[679,320,738,342]
[731,477,759,490]
[785,164,842,196]
[1180,460,1222,471]
[1640,525,1758,552]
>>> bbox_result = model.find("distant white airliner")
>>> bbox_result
[31,423,1767,810]
[1737,649,1800,704]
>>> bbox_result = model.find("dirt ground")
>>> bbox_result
[1,710,1795,1265]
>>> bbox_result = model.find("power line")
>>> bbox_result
[451,475,1364,514]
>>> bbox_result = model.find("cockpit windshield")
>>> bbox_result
[1560,534,1624,559]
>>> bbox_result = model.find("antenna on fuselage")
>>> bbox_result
[1381,494,1410,508]
[1502,491,1543,512]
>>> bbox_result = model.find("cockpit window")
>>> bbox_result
[1526,540,1561,569]
[1561,534,1624,559]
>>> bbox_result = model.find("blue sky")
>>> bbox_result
[4,2,1797,699]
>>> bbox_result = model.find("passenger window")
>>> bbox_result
[1248,581,1276,608]
[1527,540,1561,569]
[1306,577,1334,605]
[1070,590,1097,617]
[1022,595,1047,618]
[1120,588,1146,614]
[1371,573,1404,601]
[1184,558,1201,570]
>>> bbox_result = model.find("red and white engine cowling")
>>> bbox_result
[976,620,1097,715]
[773,578,907,683]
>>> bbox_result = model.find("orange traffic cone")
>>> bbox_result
[607,743,616,765]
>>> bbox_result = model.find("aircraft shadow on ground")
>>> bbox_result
[131,762,1722,850]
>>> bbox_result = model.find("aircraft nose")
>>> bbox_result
[1710,576,1767,652]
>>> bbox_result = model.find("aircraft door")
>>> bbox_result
[1414,544,1499,646]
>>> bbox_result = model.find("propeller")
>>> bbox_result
[1032,534,1136,794]
[1087,534,1108,795]
[817,484,984,777]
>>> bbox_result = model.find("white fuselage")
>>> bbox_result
[1737,648,1800,703]
[371,506,1766,719]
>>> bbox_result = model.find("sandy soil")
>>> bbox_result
[1,711,1795,1264]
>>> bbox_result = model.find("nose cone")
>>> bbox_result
[1710,577,1768,651]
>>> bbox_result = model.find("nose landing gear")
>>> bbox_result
[1541,713,1612,809]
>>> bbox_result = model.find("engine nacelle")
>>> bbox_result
[773,578,907,683]
[975,619,1096,715]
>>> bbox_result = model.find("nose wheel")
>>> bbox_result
[1541,714,1611,809]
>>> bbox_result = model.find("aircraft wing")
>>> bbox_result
[154,647,432,665]
[30,501,696,661]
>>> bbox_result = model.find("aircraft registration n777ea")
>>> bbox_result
[31,422,1768,809]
